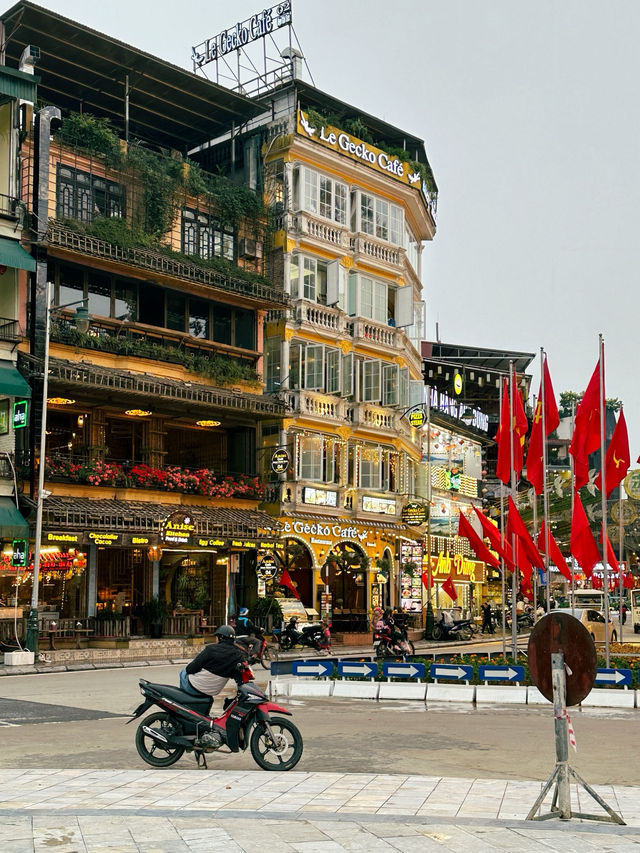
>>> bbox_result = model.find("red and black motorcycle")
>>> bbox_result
[129,663,302,771]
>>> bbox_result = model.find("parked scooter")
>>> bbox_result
[129,661,302,770]
[373,629,415,658]
[430,614,474,641]
[272,617,326,652]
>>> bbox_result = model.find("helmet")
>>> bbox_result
[239,607,249,616]
[215,625,236,643]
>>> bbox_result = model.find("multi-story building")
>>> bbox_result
[0,2,288,631]
[199,77,438,627]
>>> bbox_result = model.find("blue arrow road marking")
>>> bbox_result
[429,664,473,681]
[292,660,333,677]
[337,661,378,679]
[479,665,525,682]
[594,668,632,686]
[382,662,426,679]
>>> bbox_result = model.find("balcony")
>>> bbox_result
[46,223,286,307]
[350,233,404,272]
[292,211,350,250]
[295,300,346,334]
[285,389,347,422]
[43,455,265,500]
[346,403,416,444]
[0,317,22,342]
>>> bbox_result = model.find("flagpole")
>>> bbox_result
[532,486,538,620]
[598,334,610,668]
[540,349,552,613]
[570,400,576,617]
[619,485,624,644]
[509,360,518,660]
[498,378,507,657]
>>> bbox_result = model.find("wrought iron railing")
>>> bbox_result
[0,317,22,341]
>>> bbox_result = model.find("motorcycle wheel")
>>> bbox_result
[279,636,293,651]
[431,624,443,641]
[374,643,384,659]
[405,641,415,656]
[458,626,473,641]
[260,644,277,669]
[135,712,185,768]
[250,715,303,771]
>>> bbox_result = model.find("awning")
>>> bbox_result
[0,237,35,272]
[0,498,29,538]
[0,362,31,398]
[0,65,38,104]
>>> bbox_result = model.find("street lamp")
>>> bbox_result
[25,282,90,654]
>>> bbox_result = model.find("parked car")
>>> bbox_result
[554,608,617,644]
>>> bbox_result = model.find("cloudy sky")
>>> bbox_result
[20,1,640,453]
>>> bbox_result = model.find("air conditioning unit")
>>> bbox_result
[239,238,263,260]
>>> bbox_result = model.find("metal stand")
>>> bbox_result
[527,652,625,824]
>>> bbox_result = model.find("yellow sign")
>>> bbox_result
[88,532,120,546]
[611,501,637,527]
[298,110,424,193]
[407,407,426,429]
[453,372,463,395]
[624,469,640,500]
[46,532,79,544]
[428,551,486,584]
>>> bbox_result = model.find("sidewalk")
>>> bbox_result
[0,768,639,851]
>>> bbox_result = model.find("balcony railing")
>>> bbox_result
[285,389,346,421]
[0,317,22,341]
[350,233,404,269]
[295,300,346,333]
[292,212,350,249]
[346,403,415,443]
[46,223,287,307]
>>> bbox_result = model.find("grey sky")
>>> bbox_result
[23,0,640,455]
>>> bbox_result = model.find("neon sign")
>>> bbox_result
[192,3,292,68]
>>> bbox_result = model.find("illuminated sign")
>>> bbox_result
[271,448,290,474]
[46,532,80,544]
[256,554,279,579]
[401,502,429,526]
[407,407,426,429]
[162,510,196,545]
[428,387,488,432]
[302,487,337,507]
[12,400,28,429]
[282,520,375,544]
[11,539,27,568]
[429,551,486,584]
[453,372,463,395]
[87,532,120,547]
[362,495,396,515]
[192,3,292,68]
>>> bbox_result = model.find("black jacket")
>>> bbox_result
[185,641,246,678]
[236,615,260,635]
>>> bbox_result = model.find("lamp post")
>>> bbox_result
[25,282,90,654]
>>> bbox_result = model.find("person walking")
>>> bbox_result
[481,601,494,634]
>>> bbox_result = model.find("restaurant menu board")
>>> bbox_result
[278,597,308,623]
[400,542,424,612]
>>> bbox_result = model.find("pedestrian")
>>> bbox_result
[481,601,494,634]
[622,603,627,625]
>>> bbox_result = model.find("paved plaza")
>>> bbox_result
[1,768,640,851]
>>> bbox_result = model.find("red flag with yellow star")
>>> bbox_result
[595,408,630,498]
[569,361,604,489]
[496,378,528,484]
[526,358,559,494]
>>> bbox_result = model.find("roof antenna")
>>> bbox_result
[435,321,441,343]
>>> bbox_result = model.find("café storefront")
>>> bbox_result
[17,496,281,627]
[427,550,487,617]
[276,514,404,630]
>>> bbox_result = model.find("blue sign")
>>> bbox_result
[382,662,426,680]
[338,661,378,679]
[430,663,473,682]
[291,660,333,677]
[479,665,525,683]
[594,668,632,687]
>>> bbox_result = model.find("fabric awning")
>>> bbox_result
[0,237,35,272]
[0,498,28,538]
[0,362,31,398]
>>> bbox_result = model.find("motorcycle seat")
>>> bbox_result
[145,682,212,713]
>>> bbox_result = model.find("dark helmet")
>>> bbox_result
[215,625,236,643]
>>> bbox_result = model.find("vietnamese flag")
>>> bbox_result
[537,521,572,581]
[570,491,600,578]
[496,378,528,484]
[473,506,514,570]
[569,361,605,489]
[624,572,635,589]
[526,358,559,494]
[278,567,300,599]
[595,409,630,498]
[507,496,544,570]
[458,511,500,569]
[441,575,458,601]
[421,570,433,590]
[598,524,620,573]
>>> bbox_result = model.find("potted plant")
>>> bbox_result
[141,595,168,638]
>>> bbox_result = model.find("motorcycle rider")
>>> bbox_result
[179,625,247,698]
[284,615,301,646]
[235,607,262,660]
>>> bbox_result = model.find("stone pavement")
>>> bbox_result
[1,768,640,851]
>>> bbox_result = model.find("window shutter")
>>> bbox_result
[409,379,424,407]
[399,367,409,409]
[326,348,341,394]
[326,259,341,307]
[305,344,325,390]
[342,352,354,397]
[395,285,414,327]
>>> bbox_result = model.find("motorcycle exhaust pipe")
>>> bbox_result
[141,726,194,749]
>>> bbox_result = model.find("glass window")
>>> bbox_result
[375,198,389,240]
[87,272,111,317]
[57,265,84,307]
[303,257,316,301]
[373,281,387,323]
[234,309,255,350]
[360,277,373,319]
[264,336,281,393]
[114,281,137,321]
[361,360,381,402]
[359,446,381,489]
[304,170,317,213]
[289,254,299,298]
[334,183,347,225]
[181,209,235,262]
[305,344,324,391]
[290,343,301,390]
[298,435,322,481]
[360,193,374,235]
[390,206,403,245]
[166,293,186,332]
[189,298,209,339]
[319,176,332,219]
[382,364,398,406]
[212,305,232,345]
[326,348,340,394]
[56,166,124,223]
[301,168,347,224]
[342,353,354,397]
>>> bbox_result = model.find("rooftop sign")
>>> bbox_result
[192,3,292,69]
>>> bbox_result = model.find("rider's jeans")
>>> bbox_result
[179,668,204,695]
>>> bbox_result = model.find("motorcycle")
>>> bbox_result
[373,629,415,658]
[129,662,303,771]
[273,619,326,652]
[430,616,474,641]
[235,633,278,670]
